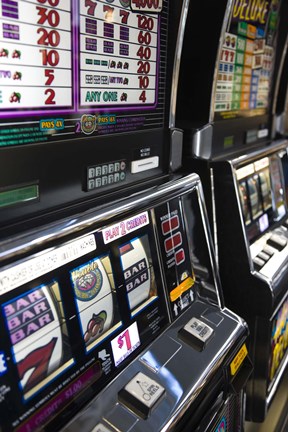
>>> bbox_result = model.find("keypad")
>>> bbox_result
[86,160,126,191]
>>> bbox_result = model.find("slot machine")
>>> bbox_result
[174,0,288,423]
[177,0,287,161]
[272,0,288,139]
[212,141,288,423]
[0,173,252,432]
[0,1,253,431]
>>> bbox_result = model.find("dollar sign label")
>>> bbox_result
[118,335,124,349]
[0,352,7,376]
[117,329,131,350]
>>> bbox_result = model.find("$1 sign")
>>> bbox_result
[118,329,131,350]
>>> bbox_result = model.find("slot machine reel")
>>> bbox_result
[70,257,114,349]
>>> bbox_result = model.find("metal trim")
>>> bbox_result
[267,350,288,407]
[169,0,190,129]
[159,314,246,432]
[0,174,199,263]
[272,34,288,116]
[196,179,224,308]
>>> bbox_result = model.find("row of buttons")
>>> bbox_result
[253,233,287,271]
[89,161,126,178]
[85,156,159,191]
[88,172,126,190]
[92,317,214,431]
[161,215,185,266]
[87,160,126,191]
[161,215,179,235]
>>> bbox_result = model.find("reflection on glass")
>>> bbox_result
[247,176,261,218]
[2,281,74,400]
[70,255,121,352]
[280,153,288,204]
[259,169,272,210]
[270,156,286,218]
[119,235,157,315]
[239,181,250,223]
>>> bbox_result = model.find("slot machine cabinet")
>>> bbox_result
[212,139,288,422]
[0,174,252,432]
[173,0,288,424]
[176,0,288,160]
[0,0,184,237]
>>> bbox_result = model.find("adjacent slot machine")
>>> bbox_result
[177,0,287,159]
[0,1,253,431]
[174,0,288,423]
[212,141,288,422]
[0,0,183,237]
[0,174,252,431]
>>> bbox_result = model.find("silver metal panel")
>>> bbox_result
[62,301,246,432]
[169,0,190,129]
[192,124,213,159]
[272,34,288,117]
[0,174,201,263]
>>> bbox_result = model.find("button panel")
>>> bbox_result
[161,215,180,235]
[153,199,194,320]
[266,234,287,251]
[86,160,126,191]
[164,232,182,253]
[262,245,275,256]
[178,317,214,351]
[175,248,185,265]
[253,256,266,271]
[118,372,165,419]
[257,251,270,262]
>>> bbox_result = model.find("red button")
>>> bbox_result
[161,215,179,235]
[175,249,185,265]
[164,232,182,253]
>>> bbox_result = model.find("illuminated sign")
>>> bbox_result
[0,234,96,295]
[111,322,140,366]
[103,211,149,243]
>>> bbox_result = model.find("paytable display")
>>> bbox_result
[0,0,166,146]
[213,0,281,120]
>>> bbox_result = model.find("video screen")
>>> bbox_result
[236,155,286,242]
[269,298,288,388]
[213,0,281,120]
